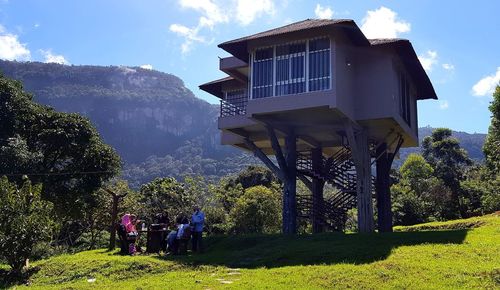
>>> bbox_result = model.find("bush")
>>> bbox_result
[229,186,281,234]
[0,177,54,274]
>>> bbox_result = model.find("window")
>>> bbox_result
[252,47,273,98]
[275,42,306,96]
[309,38,331,92]
[251,37,331,99]
[399,72,411,126]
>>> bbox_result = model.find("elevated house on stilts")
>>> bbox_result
[200,19,437,234]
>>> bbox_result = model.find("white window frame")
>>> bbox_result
[249,36,331,99]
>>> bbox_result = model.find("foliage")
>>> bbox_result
[138,177,195,223]
[391,154,455,225]
[483,85,500,173]
[0,74,121,219]
[460,166,500,215]
[229,186,282,234]
[0,177,54,273]
[3,214,499,289]
[422,128,473,217]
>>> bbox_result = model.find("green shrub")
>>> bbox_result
[0,177,54,274]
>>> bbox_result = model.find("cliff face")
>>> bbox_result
[0,60,229,163]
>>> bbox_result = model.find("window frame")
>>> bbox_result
[249,36,332,100]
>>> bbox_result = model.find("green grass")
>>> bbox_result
[2,214,499,289]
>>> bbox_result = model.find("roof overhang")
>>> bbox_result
[370,39,438,100]
[218,19,370,62]
[199,77,241,99]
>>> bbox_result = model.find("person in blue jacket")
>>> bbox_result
[191,206,205,252]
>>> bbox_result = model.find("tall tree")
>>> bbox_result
[422,128,472,217]
[0,74,121,219]
[483,85,500,174]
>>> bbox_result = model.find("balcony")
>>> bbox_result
[220,92,248,117]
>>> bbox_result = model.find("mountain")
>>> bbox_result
[0,59,238,164]
[0,60,487,187]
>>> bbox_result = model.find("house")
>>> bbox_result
[200,19,437,234]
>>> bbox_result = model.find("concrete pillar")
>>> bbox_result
[311,147,325,233]
[283,130,297,234]
[376,143,393,232]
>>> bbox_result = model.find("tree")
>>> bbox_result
[392,154,434,225]
[139,177,194,223]
[0,177,53,274]
[229,186,281,234]
[483,85,500,173]
[391,154,455,225]
[0,74,121,219]
[422,128,472,217]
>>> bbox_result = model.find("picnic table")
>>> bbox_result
[139,224,170,253]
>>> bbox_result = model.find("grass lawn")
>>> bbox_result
[2,214,499,289]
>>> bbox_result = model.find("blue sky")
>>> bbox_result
[0,0,498,134]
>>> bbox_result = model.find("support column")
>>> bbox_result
[311,147,325,233]
[283,130,297,234]
[344,122,375,233]
[376,143,392,232]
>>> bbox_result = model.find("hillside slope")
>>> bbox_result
[0,60,235,164]
[3,214,498,289]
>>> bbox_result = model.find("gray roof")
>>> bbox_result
[218,19,369,61]
[219,19,352,46]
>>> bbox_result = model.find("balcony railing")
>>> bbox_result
[220,95,248,117]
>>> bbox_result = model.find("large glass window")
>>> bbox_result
[252,47,273,98]
[251,37,331,99]
[275,42,306,96]
[309,38,331,92]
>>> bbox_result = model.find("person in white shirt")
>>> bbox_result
[191,206,205,252]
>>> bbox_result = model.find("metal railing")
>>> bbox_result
[220,95,248,117]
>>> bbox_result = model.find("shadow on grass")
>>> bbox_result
[156,229,468,269]
[0,266,40,289]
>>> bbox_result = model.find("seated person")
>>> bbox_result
[166,215,190,253]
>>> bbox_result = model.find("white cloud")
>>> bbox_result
[361,6,410,39]
[314,4,333,19]
[170,0,278,54]
[39,49,68,64]
[140,64,153,70]
[418,50,438,72]
[0,27,30,61]
[179,0,229,28]
[442,63,454,71]
[236,0,275,25]
[439,100,449,110]
[472,67,500,97]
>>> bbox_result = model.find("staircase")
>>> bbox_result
[296,146,375,231]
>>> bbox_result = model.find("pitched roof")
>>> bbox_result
[219,19,369,61]
[199,76,239,98]
[220,19,352,45]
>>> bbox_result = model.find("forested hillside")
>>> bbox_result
[0,60,486,187]
[0,60,238,164]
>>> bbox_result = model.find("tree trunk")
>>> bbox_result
[109,194,119,250]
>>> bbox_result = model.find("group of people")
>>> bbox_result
[120,206,205,255]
